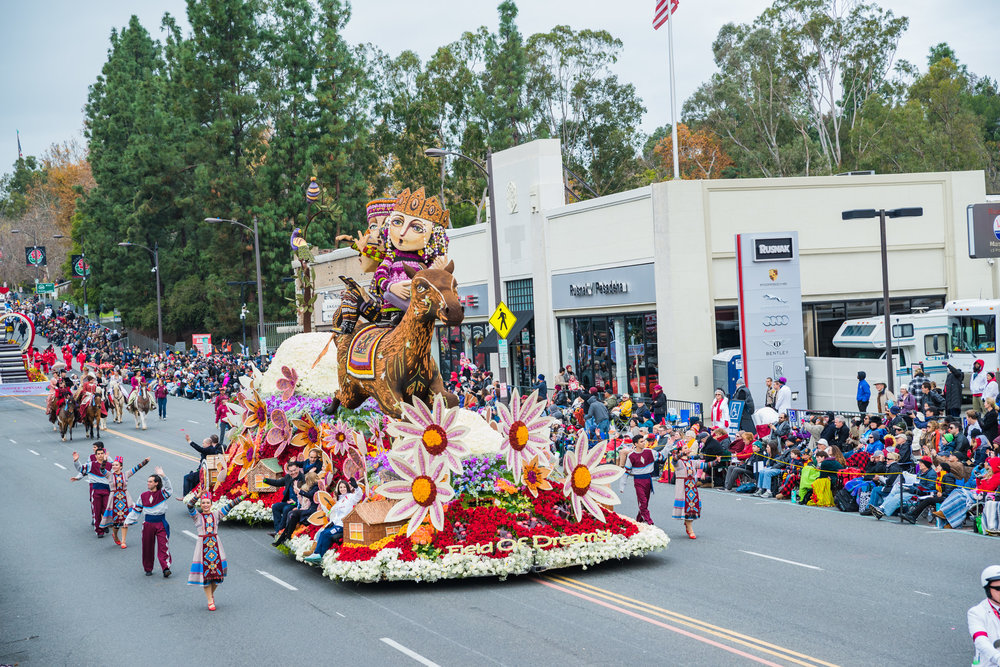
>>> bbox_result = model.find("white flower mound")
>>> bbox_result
[260,332,340,397]
[456,406,551,457]
[456,408,503,455]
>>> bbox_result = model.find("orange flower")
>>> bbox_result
[243,392,268,431]
[521,455,553,498]
[290,412,321,449]
[410,523,436,545]
[496,478,518,495]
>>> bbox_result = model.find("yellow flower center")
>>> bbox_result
[421,425,448,456]
[411,476,437,507]
[571,465,591,496]
[509,421,529,451]
[335,433,346,442]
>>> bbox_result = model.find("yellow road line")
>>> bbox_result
[10,397,198,463]
[545,573,839,667]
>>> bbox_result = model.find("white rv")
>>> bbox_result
[946,300,1000,389]
[831,309,950,386]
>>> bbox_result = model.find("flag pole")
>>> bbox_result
[667,8,680,179]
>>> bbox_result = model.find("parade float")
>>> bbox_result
[206,186,668,583]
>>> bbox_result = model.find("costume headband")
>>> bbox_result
[114,456,123,464]
[366,198,396,221]
[392,187,449,227]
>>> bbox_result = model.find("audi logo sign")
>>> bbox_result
[762,315,789,326]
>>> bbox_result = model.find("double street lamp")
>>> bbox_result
[206,216,266,357]
[841,206,924,395]
[424,147,507,389]
[118,242,163,354]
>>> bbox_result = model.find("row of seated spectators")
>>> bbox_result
[636,410,1000,532]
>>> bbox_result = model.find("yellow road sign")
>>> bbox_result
[489,302,517,340]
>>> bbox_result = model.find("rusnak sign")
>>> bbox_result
[753,237,794,261]
[967,204,1000,259]
[736,231,807,412]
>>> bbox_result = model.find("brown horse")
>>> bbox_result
[58,395,78,442]
[82,388,103,439]
[331,262,464,419]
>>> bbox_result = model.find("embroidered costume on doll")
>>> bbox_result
[337,188,449,333]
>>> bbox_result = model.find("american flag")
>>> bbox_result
[653,0,679,30]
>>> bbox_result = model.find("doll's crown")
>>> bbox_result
[393,187,449,227]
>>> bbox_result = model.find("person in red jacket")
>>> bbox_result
[62,345,74,370]
[214,392,231,444]
[76,349,87,371]
[730,431,755,462]
[154,378,168,421]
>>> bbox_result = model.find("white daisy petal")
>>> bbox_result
[588,484,621,505]
[384,497,419,522]
[581,494,607,522]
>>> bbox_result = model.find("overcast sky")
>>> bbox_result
[1,0,996,167]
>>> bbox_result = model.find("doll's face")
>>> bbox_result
[388,212,434,251]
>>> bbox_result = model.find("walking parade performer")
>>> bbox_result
[98,456,150,548]
[186,491,246,610]
[672,443,710,539]
[125,467,173,578]
[71,445,112,538]
[624,435,663,525]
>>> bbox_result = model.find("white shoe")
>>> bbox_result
[761,490,773,498]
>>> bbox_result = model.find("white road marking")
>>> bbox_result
[28,449,40,456]
[914,590,933,597]
[54,462,67,470]
[256,570,298,591]
[183,530,198,540]
[739,550,823,571]
[336,612,346,618]
[9,438,16,443]
[187,420,199,424]
[380,638,440,667]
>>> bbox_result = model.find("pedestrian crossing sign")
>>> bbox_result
[489,302,516,340]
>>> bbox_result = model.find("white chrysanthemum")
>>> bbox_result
[259,333,340,398]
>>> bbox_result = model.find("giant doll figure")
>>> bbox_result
[337,187,449,332]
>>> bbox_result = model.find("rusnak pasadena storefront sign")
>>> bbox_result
[735,232,807,411]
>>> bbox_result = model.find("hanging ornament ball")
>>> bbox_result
[305,177,321,203]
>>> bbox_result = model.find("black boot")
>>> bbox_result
[798,490,812,505]
[322,397,340,417]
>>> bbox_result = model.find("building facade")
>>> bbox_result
[303,138,990,407]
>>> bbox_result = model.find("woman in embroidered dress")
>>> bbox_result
[99,456,149,548]
[672,443,710,539]
[186,492,245,611]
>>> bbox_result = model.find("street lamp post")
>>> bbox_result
[226,280,256,353]
[424,147,507,390]
[842,206,923,525]
[206,217,266,358]
[118,242,163,353]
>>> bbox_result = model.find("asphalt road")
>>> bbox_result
[0,392,992,666]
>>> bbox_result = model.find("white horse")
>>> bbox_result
[107,379,127,424]
[127,385,152,430]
